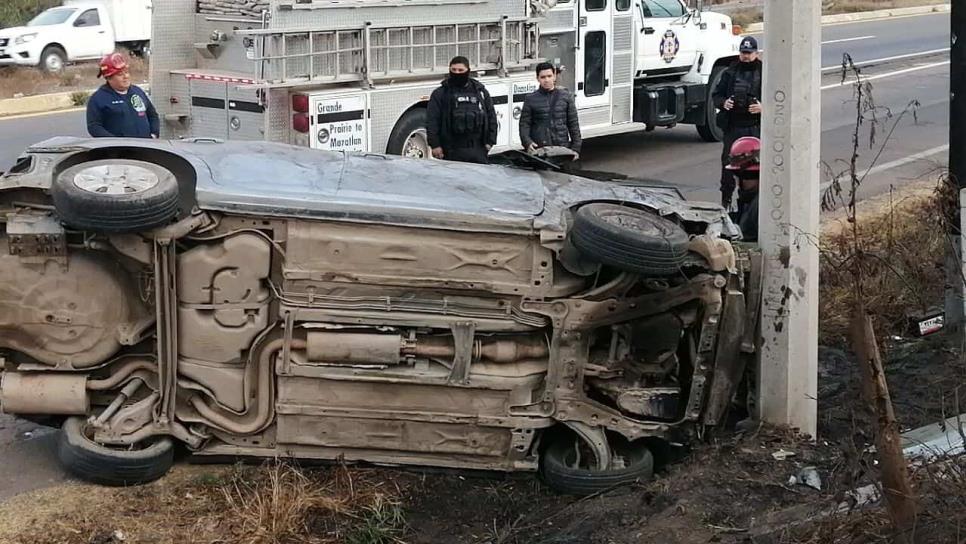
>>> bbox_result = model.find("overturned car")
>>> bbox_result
[0,138,760,493]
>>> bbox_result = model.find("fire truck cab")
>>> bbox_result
[150,0,743,156]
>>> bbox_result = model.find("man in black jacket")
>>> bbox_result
[712,37,762,208]
[519,62,582,160]
[426,56,498,164]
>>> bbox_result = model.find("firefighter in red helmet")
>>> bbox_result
[86,52,159,138]
[725,136,760,242]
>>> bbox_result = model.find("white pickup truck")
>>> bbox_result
[0,0,151,73]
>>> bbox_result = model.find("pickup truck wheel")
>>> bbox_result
[696,65,726,142]
[541,435,654,495]
[387,108,432,159]
[571,203,690,276]
[40,46,67,73]
[52,159,180,233]
[58,417,175,486]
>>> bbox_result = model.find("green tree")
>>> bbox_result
[0,0,62,29]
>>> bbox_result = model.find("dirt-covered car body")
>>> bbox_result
[0,138,758,492]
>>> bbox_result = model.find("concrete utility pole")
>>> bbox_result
[757,0,821,437]
[948,1,966,331]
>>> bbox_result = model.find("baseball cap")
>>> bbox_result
[739,36,758,53]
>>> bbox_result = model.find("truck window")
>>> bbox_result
[583,31,606,96]
[74,9,101,27]
[585,0,606,12]
[27,8,76,26]
[616,0,631,11]
[641,0,686,17]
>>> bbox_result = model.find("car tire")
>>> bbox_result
[51,159,180,233]
[570,203,690,276]
[541,437,654,496]
[386,108,432,159]
[696,65,726,143]
[40,45,67,74]
[58,417,175,486]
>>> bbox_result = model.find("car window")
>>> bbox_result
[641,0,686,17]
[27,8,76,26]
[616,0,631,11]
[586,0,606,12]
[74,9,101,27]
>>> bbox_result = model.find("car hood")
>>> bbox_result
[4,137,739,238]
[0,26,30,39]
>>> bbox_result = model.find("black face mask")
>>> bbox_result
[449,71,469,86]
[738,59,757,71]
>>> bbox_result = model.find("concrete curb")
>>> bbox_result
[743,3,949,33]
[0,89,95,118]
[0,83,151,119]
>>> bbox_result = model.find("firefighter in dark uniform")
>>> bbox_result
[712,36,762,209]
[725,136,761,242]
[426,56,498,164]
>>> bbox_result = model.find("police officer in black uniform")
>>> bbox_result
[712,36,763,208]
[426,56,498,164]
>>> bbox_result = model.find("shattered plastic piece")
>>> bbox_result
[796,466,822,490]
[771,449,796,461]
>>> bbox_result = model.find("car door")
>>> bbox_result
[637,0,699,72]
[68,8,113,59]
[575,0,611,114]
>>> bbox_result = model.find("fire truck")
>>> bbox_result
[149,0,744,156]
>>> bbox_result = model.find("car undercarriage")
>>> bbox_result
[0,138,759,494]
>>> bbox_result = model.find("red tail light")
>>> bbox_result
[292,93,309,113]
[292,113,310,133]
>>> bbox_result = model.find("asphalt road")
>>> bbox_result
[0,11,952,502]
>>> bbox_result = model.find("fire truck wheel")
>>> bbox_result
[387,108,433,159]
[51,159,180,233]
[571,203,690,276]
[697,65,726,143]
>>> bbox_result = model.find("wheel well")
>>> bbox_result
[42,42,67,55]
[713,56,737,71]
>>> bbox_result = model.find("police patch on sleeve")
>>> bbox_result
[660,30,680,64]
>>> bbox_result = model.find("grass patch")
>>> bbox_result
[0,461,406,544]
[69,91,90,106]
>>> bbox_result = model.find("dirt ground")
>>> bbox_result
[0,53,148,100]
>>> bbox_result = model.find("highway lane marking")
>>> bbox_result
[822,35,876,45]
[821,60,950,90]
[821,48,951,72]
[819,144,949,191]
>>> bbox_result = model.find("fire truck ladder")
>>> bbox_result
[237,17,535,88]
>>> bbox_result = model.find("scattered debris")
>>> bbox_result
[771,449,796,461]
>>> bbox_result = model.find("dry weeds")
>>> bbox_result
[818,180,947,346]
[0,461,405,544]
[0,52,148,100]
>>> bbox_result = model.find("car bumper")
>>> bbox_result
[0,44,39,66]
[633,82,706,127]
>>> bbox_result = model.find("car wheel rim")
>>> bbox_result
[73,164,160,195]
[402,129,431,159]
[46,54,63,72]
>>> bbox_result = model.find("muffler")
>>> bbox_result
[0,372,89,415]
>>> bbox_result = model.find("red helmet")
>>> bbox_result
[725,136,761,172]
[98,52,128,78]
